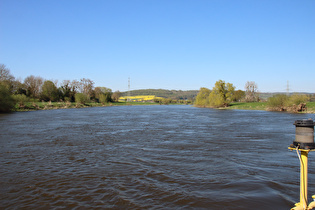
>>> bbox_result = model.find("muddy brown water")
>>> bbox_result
[1,105,315,209]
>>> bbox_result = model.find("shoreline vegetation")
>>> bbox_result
[11,101,315,113]
[227,102,315,113]
[195,102,315,114]
[194,80,315,114]
[1,64,314,113]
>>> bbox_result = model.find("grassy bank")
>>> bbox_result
[228,102,267,111]
[227,102,315,113]
[14,101,159,111]
[13,101,315,113]
[306,102,315,113]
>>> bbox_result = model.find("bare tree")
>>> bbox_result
[0,64,14,82]
[0,64,16,93]
[70,80,80,93]
[79,78,94,97]
[245,81,258,102]
[24,75,44,98]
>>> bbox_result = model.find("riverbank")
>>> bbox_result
[14,101,161,111]
[12,101,315,113]
[227,102,315,113]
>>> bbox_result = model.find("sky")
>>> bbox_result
[0,0,314,93]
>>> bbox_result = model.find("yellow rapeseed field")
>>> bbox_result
[119,95,163,102]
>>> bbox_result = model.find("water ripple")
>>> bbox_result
[1,106,314,209]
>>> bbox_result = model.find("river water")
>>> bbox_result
[0,105,315,209]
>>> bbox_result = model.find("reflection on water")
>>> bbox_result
[0,105,315,209]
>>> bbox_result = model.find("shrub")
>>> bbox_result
[267,94,289,111]
[99,94,111,104]
[64,97,71,102]
[288,94,309,106]
[12,94,29,107]
[75,93,90,105]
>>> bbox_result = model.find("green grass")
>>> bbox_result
[228,102,267,110]
[227,101,315,113]
[14,101,315,113]
[306,102,315,113]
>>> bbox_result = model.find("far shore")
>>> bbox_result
[195,102,315,114]
[11,101,315,114]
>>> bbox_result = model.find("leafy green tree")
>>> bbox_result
[41,80,60,101]
[0,83,15,112]
[94,87,112,103]
[0,64,16,112]
[209,80,235,107]
[195,87,211,107]
[233,90,245,102]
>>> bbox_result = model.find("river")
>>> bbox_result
[1,105,315,209]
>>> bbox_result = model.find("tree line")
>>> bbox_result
[0,64,121,112]
[195,80,259,108]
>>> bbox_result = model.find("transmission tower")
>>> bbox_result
[128,77,131,102]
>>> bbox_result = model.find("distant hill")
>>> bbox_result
[121,89,199,100]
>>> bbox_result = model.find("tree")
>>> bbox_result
[13,80,27,95]
[59,80,71,101]
[41,80,60,101]
[0,83,15,112]
[233,90,245,102]
[245,81,258,102]
[24,75,44,99]
[195,87,211,107]
[79,78,94,97]
[0,64,16,112]
[0,64,15,93]
[208,80,235,107]
[94,87,112,103]
[111,90,121,102]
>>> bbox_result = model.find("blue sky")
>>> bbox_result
[1,0,314,92]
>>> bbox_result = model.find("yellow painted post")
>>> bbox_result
[290,119,315,210]
[290,149,315,210]
[300,150,309,209]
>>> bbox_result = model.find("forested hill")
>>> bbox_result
[121,89,199,100]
